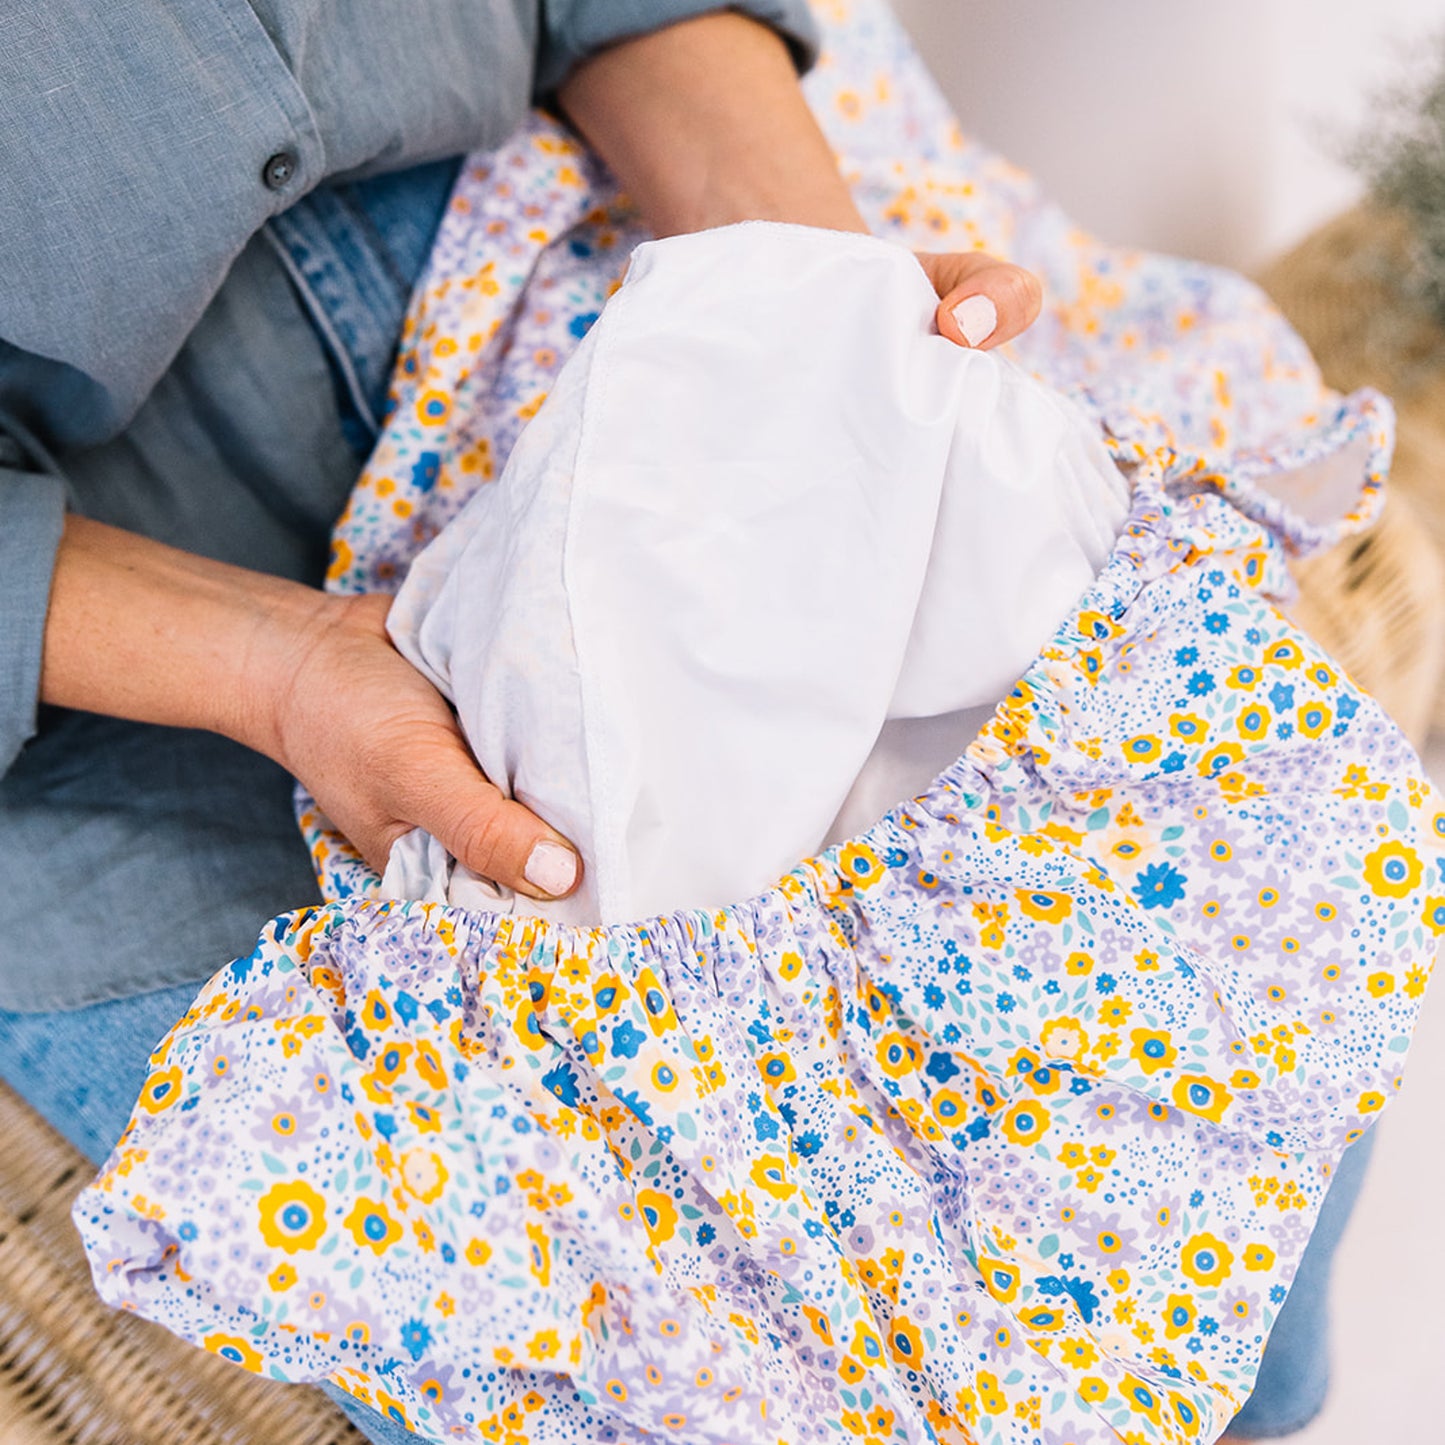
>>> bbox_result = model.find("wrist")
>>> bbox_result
[40,515,340,761]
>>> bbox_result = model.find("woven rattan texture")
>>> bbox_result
[0,207,1441,1445]
[0,1080,365,1444]
[1260,204,1445,738]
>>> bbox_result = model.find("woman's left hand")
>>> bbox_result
[914,250,1044,351]
[559,12,1044,354]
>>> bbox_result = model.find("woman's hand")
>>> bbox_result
[40,517,581,901]
[559,11,1042,351]
[265,593,579,897]
[914,250,1044,351]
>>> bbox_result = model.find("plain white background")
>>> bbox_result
[894,0,1445,270]
[890,4,1445,1436]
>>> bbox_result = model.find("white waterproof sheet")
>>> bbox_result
[382,223,1128,923]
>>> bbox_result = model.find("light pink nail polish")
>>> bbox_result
[952,294,998,347]
[524,840,578,897]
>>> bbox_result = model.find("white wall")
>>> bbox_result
[890,0,1445,270]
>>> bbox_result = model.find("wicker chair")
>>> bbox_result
[2,207,1442,1444]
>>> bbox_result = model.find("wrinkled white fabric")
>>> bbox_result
[382,223,1128,923]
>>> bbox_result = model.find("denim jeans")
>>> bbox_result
[0,156,1372,1440]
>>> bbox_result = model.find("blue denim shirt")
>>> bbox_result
[0,0,817,774]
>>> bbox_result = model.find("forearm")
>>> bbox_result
[39,514,325,763]
[556,11,865,237]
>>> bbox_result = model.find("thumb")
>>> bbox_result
[402,742,583,902]
[915,251,1043,351]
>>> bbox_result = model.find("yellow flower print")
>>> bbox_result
[414,1041,447,1090]
[887,1314,925,1366]
[1264,638,1303,668]
[267,1262,297,1291]
[205,1333,264,1372]
[1169,712,1209,744]
[1234,702,1271,741]
[1198,742,1245,778]
[931,1088,968,1128]
[416,389,451,426]
[1120,1373,1163,1425]
[1422,896,1445,935]
[1179,1232,1233,1288]
[1162,1293,1196,1338]
[636,1188,679,1244]
[1172,1073,1233,1123]
[635,967,679,1034]
[1078,1377,1110,1404]
[1227,664,1261,690]
[1021,1304,1067,1331]
[1076,609,1123,642]
[372,1041,413,1086]
[1406,964,1429,998]
[977,1370,1008,1415]
[838,841,885,890]
[1168,1390,1204,1438]
[750,1154,798,1201]
[1099,995,1133,1028]
[526,1221,552,1287]
[527,1328,562,1362]
[343,1197,402,1255]
[978,1255,1020,1303]
[1000,1099,1050,1146]
[1064,950,1094,975]
[757,1052,796,1086]
[358,989,392,1031]
[591,974,624,1017]
[257,1179,328,1254]
[326,536,354,585]
[876,1032,921,1079]
[465,1237,491,1267]
[1296,702,1333,739]
[1129,1027,1177,1074]
[1357,1089,1385,1114]
[1242,1241,1275,1271]
[778,949,805,981]
[1058,1335,1098,1369]
[1362,840,1423,899]
[1367,971,1395,997]
[407,1100,444,1133]
[1016,889,1072,924]
[401,1148,449,1204]
[1121,734,1163,763]
[138,1065,183,1115]
[1040,1016,1088,1060]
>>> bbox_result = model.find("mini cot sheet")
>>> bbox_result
[73,2,1441,1444]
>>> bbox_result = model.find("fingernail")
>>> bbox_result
[952,294,998,348]
[524,840,578,897]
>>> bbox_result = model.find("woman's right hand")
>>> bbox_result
[40,516,581,901]
[264,591,581,898]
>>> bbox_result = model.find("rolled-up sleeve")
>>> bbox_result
[535,0,820,97]
[0,436,66,775]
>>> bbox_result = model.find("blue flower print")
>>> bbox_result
[610,1018,646,1059]
[1134,863,1187,910]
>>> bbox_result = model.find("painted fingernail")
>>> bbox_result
[524,840,578,897]
[952,294,998,348]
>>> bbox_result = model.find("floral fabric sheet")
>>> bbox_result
[74,3,1440,1444]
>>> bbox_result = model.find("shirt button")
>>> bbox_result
[262,150,298,190]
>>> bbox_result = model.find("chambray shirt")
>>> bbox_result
[0,0,817,775]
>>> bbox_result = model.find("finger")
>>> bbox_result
[922,255,1044,351]
[399,745,583,902]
